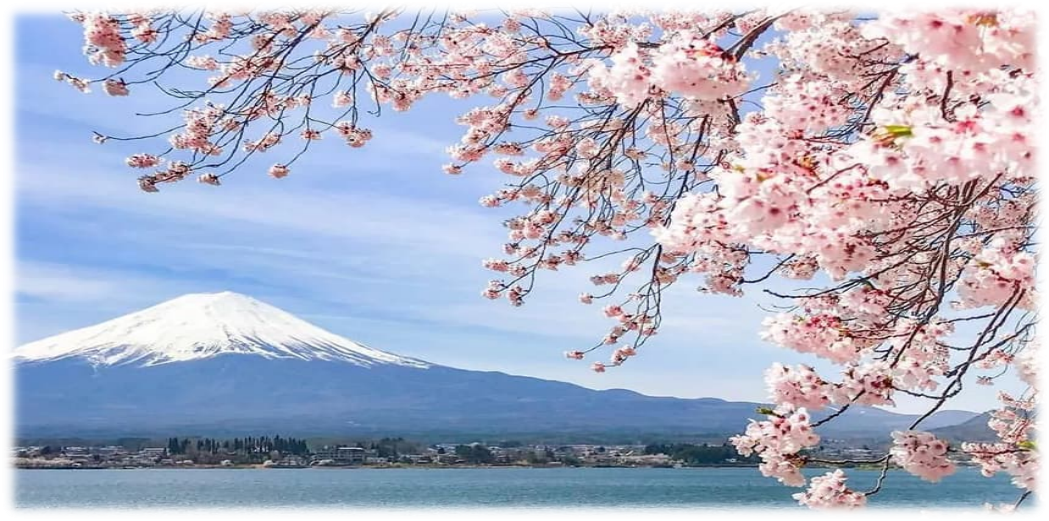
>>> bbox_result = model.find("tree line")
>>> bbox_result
[644,443,759,466]
[166,435,310,456]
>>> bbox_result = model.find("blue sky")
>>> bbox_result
[13,14,1009,413]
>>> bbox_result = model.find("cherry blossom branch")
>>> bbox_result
[56,8,1038,509]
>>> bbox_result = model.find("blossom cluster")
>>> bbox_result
[889,431,956,482]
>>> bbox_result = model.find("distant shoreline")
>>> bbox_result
[16,461,910,471]
[14,463,763,471]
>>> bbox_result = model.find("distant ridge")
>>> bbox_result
[15,292,979,439]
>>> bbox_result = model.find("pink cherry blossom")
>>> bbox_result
[964,438,1038,492]
[764,363,830,410]
[186,55,219,70]
[197,173,221,186]
[793,470,867,509]
[268,164,290,179]
[650,32,750,101]
[1013,342,1038,391]
[890,431,956,482]
[102,78,129,96]
[611,346,637,365]
[585,42,654,107]
[79,13,127,67]
[65,75,91,93]
[333,90,354,107]
[731,405,820,487]
[125,154,161,169]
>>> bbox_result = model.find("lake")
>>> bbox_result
[15,467,1024,509]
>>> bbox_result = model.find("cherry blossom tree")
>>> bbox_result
[53,7,1037,509]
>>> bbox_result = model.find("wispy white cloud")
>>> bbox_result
[17,262,117,303]
[16,261,190,306]
[18,155,501,257]
[14,260,201,345]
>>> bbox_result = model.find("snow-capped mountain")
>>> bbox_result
[14,291,428,368]
[14,292,979,439]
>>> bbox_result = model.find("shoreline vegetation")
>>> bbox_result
[18,463,905,471]
[15,435,913,472]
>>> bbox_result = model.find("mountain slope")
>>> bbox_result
[14,291,427,368]
[930,413,997,442]
[931,408,1044,440]
[14,292,978,439]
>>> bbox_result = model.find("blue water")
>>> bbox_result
[15,467,1025,509]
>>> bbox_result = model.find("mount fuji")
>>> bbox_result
[15,291,428,368]
[14,292,978,439]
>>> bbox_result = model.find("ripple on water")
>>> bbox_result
[15,467,1026,509]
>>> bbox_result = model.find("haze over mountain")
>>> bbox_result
[14,292,981,439]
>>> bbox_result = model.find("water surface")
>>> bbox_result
[16,467,1024,509]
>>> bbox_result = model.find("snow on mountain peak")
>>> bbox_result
[13,291,430,368]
